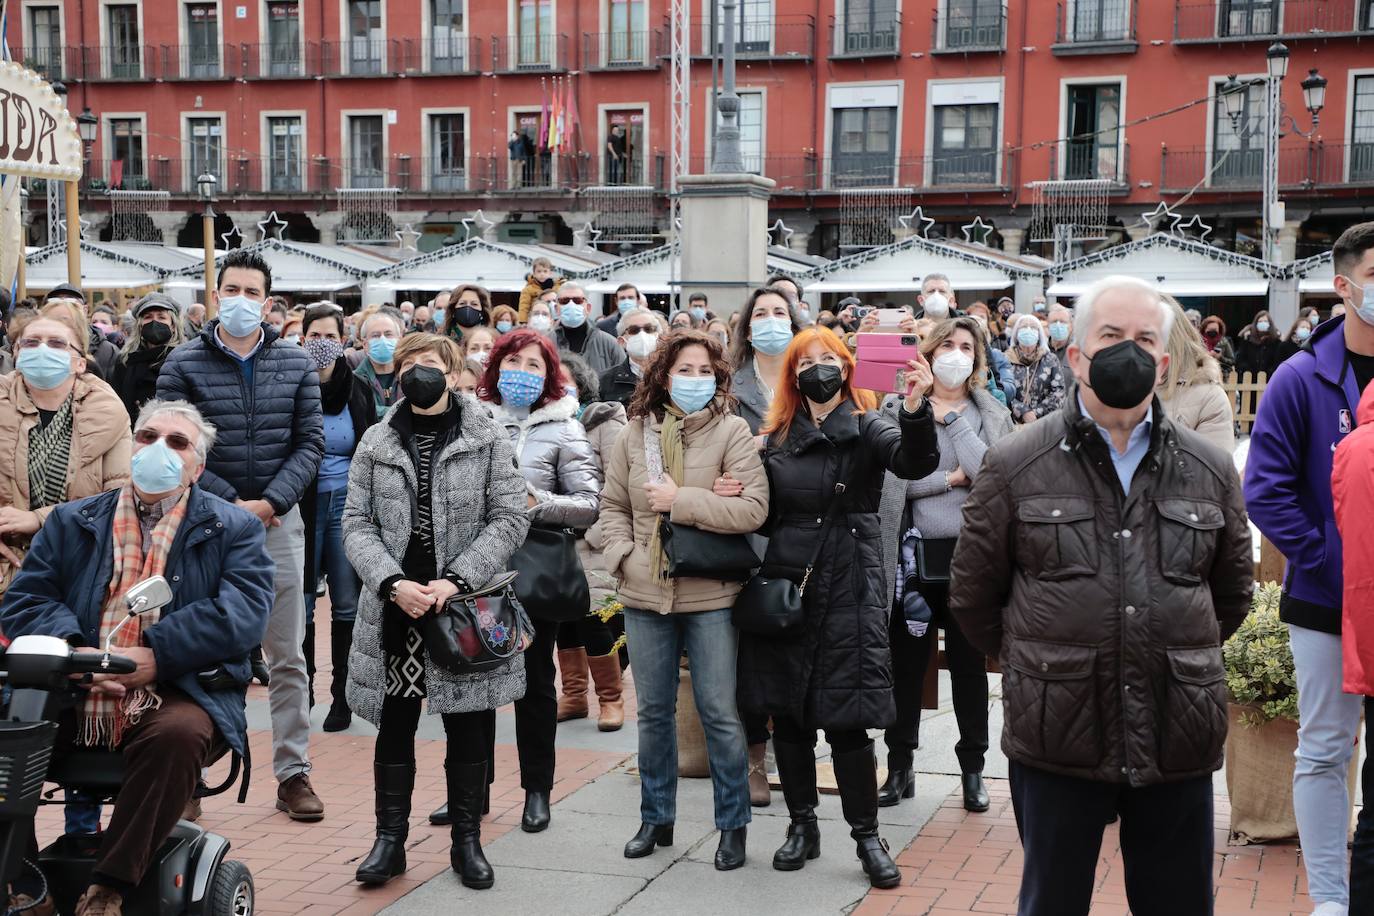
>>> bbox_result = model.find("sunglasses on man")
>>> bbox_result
[134,429,195,452]
[557,296,587,305]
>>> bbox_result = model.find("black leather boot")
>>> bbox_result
[714,826,746,871]
[962,773,990,813]
[623,823,674,858]
[448,760,495,889]
[323,621,353,732]
[772,740,821,871]
[354,763,414,885]
[250,644,270,686]
[878,752,915,807]
[833,742,901,890]
[521,790,550,833]
[302,622,316,708]
[429,784,487,827]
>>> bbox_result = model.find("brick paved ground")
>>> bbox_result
[858,780,1315,916]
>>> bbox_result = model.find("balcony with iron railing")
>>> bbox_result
[1053,0,1138,53]
[492,34,571,73]
[583,30,664,70]
[687,151,1016,193]
[86,44,152,80]
[690,17,816,61]
[1174,0,1374,44]
[21,45,78,82]
[932,2,1007,53]
[1049,141,1132,189]
[829,12,901,58]
[1159,143,1328,192]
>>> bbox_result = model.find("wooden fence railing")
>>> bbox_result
[1222,371,1269,435]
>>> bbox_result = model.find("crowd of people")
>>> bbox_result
[0,221,1373,916]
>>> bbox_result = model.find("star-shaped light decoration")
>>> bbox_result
[460,209,496,241]
[1173,213,1213,242]
[1139,202,1180,235]
[572,222,603,250]
[257,211,289,242]
[961,216,994,245]
[219,225,244,250]
[395,223,421,251]
[767,218,794,247]
[897,207,936,239]
[59,214,92,240]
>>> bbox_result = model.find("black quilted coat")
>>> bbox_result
[155,321,324,514]
[737,400,938,731]
[949,393,1253,786]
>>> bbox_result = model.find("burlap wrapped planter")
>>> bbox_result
[676,664,710,778]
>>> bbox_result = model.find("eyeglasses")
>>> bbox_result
[134,429,194,451]
[16,336,74,351]
[622,325,656,336]
[557,296,586,305]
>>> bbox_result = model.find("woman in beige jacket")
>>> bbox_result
[0,317,131,596]
[599,329,768,870]
[1159,298,1236,454]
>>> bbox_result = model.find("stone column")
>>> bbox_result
[1124,224,1151,243]
[1000,227,1025,256]
[679,173,775,315]
[1277,218,1302,264]
[313,212,345,244]
[149,211,188,246]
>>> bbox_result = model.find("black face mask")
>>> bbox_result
[1083,340,1159,410]
[401,365,449,409]
[455,306,484,328]
[141,320,172,346]
[539,277,556,290]
[798,364,845,404]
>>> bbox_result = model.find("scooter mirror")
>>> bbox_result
[104,576,174,655]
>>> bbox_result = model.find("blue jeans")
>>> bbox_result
[305,487,359,625]
[623,607,750,831]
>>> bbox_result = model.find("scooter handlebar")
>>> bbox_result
[65,652,139,675]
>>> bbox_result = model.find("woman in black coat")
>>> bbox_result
[737,326,938,889]
[299,304,379,732]
[111,293,186,425]
[1235,309,1281,378]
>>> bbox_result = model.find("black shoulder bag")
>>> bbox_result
[732,459,851,636]
[511,525,591,622]
[423,571,537,674]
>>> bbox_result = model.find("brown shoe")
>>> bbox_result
[588,652,624,732]
[74,886,121,916]
[9,893,55,916]
[748,743,772,807]
[556,648,590,722]
[276,773,325,821]
[182,793,203,823]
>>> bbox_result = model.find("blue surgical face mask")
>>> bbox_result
[617,298,637,314]
[130,438,187,495]
[559,303,587,329]
[1048,321,1070,343]
[433,309,446,327]
[217,294,264,338]
[1016,327,1041,348]
[1339,276,1374,329]
[498,368,544,408]
[368,337,397,365]
[1295,326,1312,341]
[689,307,706,321]
[1256,320,1271,333]
[496,320,513,334]
[670,375,717,415]
[16,344,73,390]
[751,317,794,356]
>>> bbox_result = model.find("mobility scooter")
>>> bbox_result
[0,576,254,915]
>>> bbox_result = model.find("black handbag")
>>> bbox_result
[510,525,591,622]
[732,463,852,636]
[914,537,957,584]
[422,571,536,674]
[659,518,760,581]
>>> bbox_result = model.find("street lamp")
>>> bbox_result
[1300,69,1327,123]
[1220,75,1246,132]
[198,172,217,318]
[710,0,746,174]
[77,107,97,150]
[1265,42,1289,81]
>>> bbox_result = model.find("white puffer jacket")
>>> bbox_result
[490,395,601,529]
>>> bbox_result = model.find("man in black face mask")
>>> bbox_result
[947,275,1253,916]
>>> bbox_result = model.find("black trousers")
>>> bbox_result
[555,614,617,656]
[1009,760,1214,916]
[375,694,490,766]
[773,716,869,755]
[885,580,990,774]
[1352,698,1374,904]
[514,616,559,792]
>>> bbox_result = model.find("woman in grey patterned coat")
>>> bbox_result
[1006,313,1067,424]
[344,332,530,891]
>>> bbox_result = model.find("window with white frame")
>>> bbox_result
[1353,75,1374,182]
[1219,0,1277,38]
[266,1,302,75]
[188,116,224,188]
[185,3,220,77]
[348,114,385,187]
[107,4,141,78]
[430,0,466,72]
[832,107,895,186]
[110,117,145,182]
[839,0,898,54]
[1066,0,1131,43]
[1212,78,1263,186]
[1064,82,1121,181]
[608,0,647,62]
[27,7,62,80]
[929,81,1000,186]
[714,90,763,173]
[517,0,554,66]
[941,0,1003,51]
[348,0,383,74]
[268,116,303,191]
[430,113,466,190]
[716,0,771,53]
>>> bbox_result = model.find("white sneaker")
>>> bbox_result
[1311,902,1347,916]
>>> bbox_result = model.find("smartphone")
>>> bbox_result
[853,334,920,394]
[873,308,909,329]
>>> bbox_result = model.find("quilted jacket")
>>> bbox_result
[949,392,1253,786]
[488,396,601,529]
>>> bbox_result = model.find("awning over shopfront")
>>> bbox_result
[25,241,168,290]
[163,239,390,293]
[373,240,615,292]
[797,236,1046,295]
[1044,235,1279,300]
[571,244,830,295]
[1291,251,1335,294]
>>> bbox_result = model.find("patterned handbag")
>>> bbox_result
[422,571,536,674]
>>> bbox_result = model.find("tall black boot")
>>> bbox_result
[772,740,821,871]
[878,749,915,807]
[302,622,316,708]
[832,742,901,889]
[250,644,270,686]
[448,760,495,890]
[355,763,414,885]
[323,621,354,732]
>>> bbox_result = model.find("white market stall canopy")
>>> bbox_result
[798,236,1048,293]
[573,244,838,294]
[372,240,615,292]
[1292,251,1334,294]
[1044,235,1279,299]
[25,241,170,289]
[164,239,395,292]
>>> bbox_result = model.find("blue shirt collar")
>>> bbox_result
[213,324,264,362]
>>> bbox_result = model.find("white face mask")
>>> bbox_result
[469,348,491,364]
[932,350,975,389]
[923,291,950,318]
[529,314,553,332]
[1338,275,1374,328]
[625,332,659,360]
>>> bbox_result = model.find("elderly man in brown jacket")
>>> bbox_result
[949,275,1253,916]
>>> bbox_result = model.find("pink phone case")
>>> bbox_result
[853,334,919,394]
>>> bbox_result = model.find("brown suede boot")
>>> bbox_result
[556,647,590,722]
[74,886,121,916]
[588,652,624,732]
[748,743,772,807]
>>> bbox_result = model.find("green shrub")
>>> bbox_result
[1223,582,1298,725]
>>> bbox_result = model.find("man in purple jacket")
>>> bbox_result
[1244,221,1374,915]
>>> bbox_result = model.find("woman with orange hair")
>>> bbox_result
[737,326,938,888]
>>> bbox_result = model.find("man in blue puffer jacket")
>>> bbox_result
[156,247,327,821]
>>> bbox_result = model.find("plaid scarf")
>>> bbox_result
[81,486,189,747]
[26,397,73,509]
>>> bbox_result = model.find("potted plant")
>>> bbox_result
[1222,582,1358,844]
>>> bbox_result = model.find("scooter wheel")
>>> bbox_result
[208,859,254,916]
